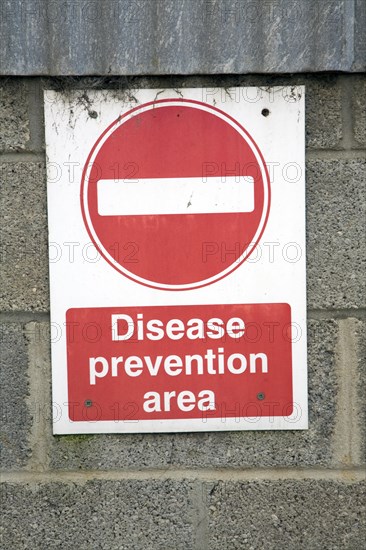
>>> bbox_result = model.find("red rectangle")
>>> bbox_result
[66,303,292,422]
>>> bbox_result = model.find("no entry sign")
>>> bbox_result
[81,100,270,289]
[45,87,307,434]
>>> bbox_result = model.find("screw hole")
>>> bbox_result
[257,392,265,401]
[84,399,93,407]
[89,110,98,119]
[261,108,270,117]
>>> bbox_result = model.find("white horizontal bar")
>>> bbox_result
[97,176,254,216]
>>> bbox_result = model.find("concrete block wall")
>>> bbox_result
[0,74,365,549]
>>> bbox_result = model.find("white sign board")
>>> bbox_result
[44,86,307,434]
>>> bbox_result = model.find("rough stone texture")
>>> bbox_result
[0,162,49,311]
[0,79,29,151]
[307,158,366,309]
[356,319,366,464]
[206,480,366,549]
[0,480,195,550]
[354,0,366,71]
[352,76,366,147]
[305,76,342,149]
[50,320,338,470]
[0,323,31,469]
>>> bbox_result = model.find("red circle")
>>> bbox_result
[81,99,270,290]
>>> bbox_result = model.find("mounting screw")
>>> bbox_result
[84,399,93,407]
[261,108,270,117]
[257,392,265,400]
